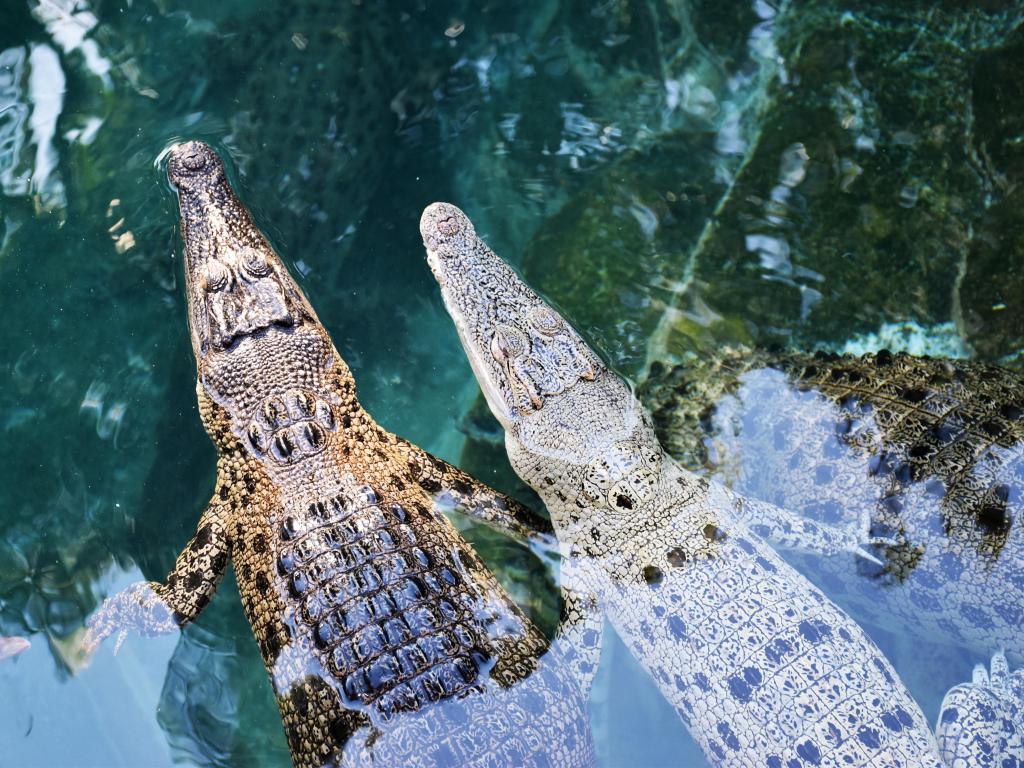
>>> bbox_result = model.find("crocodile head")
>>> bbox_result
[168,140,319,360]
[422,202,663,528]
[169,141,348,465]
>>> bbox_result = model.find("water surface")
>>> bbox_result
[1,1,1023,766]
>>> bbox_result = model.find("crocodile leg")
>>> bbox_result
[85,499,231,652]
[393,434,558,553]
[554,574,604,699]
[936,652,1024,765]
[723,487,891,564]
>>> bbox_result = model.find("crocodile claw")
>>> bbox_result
[852,546,885,568]
[84,581,180,654]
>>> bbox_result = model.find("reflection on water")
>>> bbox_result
[0,0,1023,766]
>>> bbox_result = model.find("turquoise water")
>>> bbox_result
[1,1,1023,766]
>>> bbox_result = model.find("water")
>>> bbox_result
[1,1,1023,766]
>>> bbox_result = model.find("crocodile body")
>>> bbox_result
[639,348,1024,657]
[84,144,595,768]
[422,202,951,767]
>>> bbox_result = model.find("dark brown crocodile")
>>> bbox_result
[639,347,1024,657]
[83,141,595,768]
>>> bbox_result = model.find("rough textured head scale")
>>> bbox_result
[167,140,226,192]
[421,202,604,431]
[168,140,318,362]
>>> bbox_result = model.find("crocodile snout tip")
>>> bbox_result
[420,202,474,251]
[167,140,223,188]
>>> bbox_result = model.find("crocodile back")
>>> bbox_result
[642,350,1024,655]
[231,471,593,768]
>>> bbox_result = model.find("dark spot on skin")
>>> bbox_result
[900,387,928,403]
[979,420,1004,437]
[800,365,818,379]
[702,523,727,542]
[615,494,634,510]
[192,525,212,551]
[796,739,822,765]
[255,572,270,594]
[798,619,832,644]
[642,565,664,587]
[253,533,267,554]
[727,675,752,703]
[856,726,881,750]
[882,495,903,514]
[219,486,229,501]
[329,715,357,747]
[292,687,309,717]
[243,474,256,493]
[666,547,688,567]
[186,571,202,591]
[668,616,687,640]
[875,349,893,366]
[1000,403,1023,421]
[266,629,285,659]
[909,444,933,459]
[977,503,1011,533]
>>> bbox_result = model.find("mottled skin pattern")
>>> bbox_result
[84,144,595,768]
[639,349,1024,657]
[935,653,1024,767]
[423,202,948,767]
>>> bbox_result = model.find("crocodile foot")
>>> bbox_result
[83,581,181,654]
[936,651,1024,767]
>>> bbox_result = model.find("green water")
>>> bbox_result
[1,1,1023,766]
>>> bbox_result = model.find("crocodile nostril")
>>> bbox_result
[182,152,205,171]
[437,215,459,237]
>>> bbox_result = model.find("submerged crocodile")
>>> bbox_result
[638,348,1024,657]
[935,652,1024,765]
[422,202,951,767]
[84,143,596,768]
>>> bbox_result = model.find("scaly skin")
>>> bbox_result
[935,653,1024,767]
[639,348,1024,657]
[84,144,595,768]
[422,202,947,767]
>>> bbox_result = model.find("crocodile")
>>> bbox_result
[638,348,1024,658]
[422,201,950,767]
[83,143,596,768]
[935,652,1024,766]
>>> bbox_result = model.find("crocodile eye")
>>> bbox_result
[490,325,528,362]
[241,249,272,277]
[203,261,229,292]
[529,306,563,336]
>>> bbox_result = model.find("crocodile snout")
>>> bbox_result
[167,140,224,189]
[419,202,475,252]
